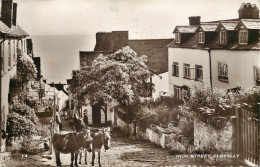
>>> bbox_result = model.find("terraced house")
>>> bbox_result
[0,0,30,152]
[168,3,260,100]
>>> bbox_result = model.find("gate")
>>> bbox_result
[233,107,260,165]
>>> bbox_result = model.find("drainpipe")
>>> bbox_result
[208,49,213,89]
[0,35,6,149]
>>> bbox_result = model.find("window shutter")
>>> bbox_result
[253,66,256,82]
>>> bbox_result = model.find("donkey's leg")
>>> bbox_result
[75,152,78,167]
[55,151,61,166]
[91,151,95,166]
[98,152,102,167]
[70,152,74,167]
[85,151,87,164]
[79,150,82,164]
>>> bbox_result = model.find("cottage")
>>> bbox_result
[0,0,30,152]
[168,3,260,100]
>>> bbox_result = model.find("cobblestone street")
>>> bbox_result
[0,128,245,167]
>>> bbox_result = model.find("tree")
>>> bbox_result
[78,46,154,123]
[16,50,37,86]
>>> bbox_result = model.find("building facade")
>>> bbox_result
[168,3,260,99]
[0,0,31,152]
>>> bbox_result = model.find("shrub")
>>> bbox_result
[20,136,42,154]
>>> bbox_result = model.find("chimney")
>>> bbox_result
[238,3,259,19]
[1,0,13,27]
[12,3,17,26]
[188,16,201,25]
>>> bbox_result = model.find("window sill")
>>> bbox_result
[183,77,191,80]
[195,79,203,82]
[172,74,179,77]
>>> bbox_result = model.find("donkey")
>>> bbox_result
[52,129,93,167]
[79,127,111,167]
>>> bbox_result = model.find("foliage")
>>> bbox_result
[168,140,186,154]
[7,96,50,138]
[194,118,232,153]
[18,91,38,109]
[17,51,37,85]
[20,136,42,154]
[187,86,260,128]
[77,46,153,122]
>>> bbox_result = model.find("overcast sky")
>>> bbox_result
[16,0,259,39]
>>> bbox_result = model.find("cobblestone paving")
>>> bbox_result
[0,131,245,167]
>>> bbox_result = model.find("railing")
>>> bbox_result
[232,107,259,166]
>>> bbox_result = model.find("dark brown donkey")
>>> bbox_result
[90,127,111,167]
[52,129,93,167]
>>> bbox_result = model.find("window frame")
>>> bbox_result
[172,62,179,77]
[218,62,229,82]
[183,63,191,79]
[174,85,181,99]
[176,33,181,43]
[239,30,248,45]
[195,65,203,81]
[254,66,260,86]
[199,32,205,44]
[220,31,227,45]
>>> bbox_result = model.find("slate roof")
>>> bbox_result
[0,20,29,37]
[220,21,240,30]
[241,19,260,29]
[128,39,173,74]
[79,31,173,74]
[173,26,198,33]
[199,23,219,32]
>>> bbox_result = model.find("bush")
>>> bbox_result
[194,118,232,153]
[20,136,42,154]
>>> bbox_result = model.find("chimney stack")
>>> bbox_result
[1,0,13,27]
[12,3,17,26]
[188,16,201,25]
[238,3,259,19]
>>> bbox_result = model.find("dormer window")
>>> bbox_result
[220,31,227,45]
[239,30,248,45]
[199,32,205,43]
[176,33,181,43]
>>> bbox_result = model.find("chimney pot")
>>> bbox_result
[188,16,201,25]
[238,3,259,19]
[1,0,13,27]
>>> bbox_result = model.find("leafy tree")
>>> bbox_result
[77,46,154,123]
[17,51,37,86]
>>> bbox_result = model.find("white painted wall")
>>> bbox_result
[168,48,211,95]
[211,50,260,89]
[152,72,169,98]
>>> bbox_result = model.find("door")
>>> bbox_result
[92,104,101,124]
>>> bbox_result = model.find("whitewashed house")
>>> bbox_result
[168,3,260,99]
[0,1,30,152]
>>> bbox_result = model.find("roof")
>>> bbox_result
[173,26,198,33]
[80,51,111,68]
[0,20,29,37]
[220,21,240,30]
[241,19,260,29]
[128,39,173,74]
[199,23,219,32]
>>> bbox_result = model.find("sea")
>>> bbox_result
[32,35,96,83]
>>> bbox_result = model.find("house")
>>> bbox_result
[0,0,30,152]
[77,31,172,125]
[168,3,260,100]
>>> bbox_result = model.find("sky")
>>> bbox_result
[16,0,260,39]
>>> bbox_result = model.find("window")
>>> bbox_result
[174,85,181,99]
[13,40,16,64]
[218,62,228,82]
[254,66,260,86]
[183,64,191,79]
[195,65,203,81]
[8,41,11,68]
[199,32,205,43]
[1,43,3,73]
[239,30,248,45]
[172,62,179,76]
[176,33,181,43]
[220,31,227,45]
